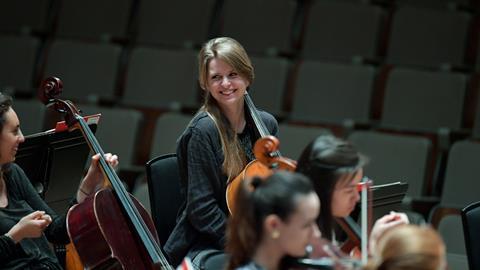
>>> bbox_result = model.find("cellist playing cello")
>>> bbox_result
[163,37,278,269]
[0,92,119,269]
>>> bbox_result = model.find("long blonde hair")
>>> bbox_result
[197,37,254,180]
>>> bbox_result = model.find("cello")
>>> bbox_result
[225,92,296,214]
[38,77,173,270]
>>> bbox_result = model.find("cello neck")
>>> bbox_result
[72,112,173,270]
[244,92,281,157]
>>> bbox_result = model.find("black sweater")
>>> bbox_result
[163,110,278,266]
[0,164,70,270]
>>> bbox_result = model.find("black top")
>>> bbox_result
[164,110,278,266]
[0,163,70,270]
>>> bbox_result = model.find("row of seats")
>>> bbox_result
[15,99,480,205]
[0,0,479,70]
[2,36,480,138]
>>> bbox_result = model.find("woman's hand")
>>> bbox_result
[76,153,119,203]
[6,211,52,243]
[369,211,409,254]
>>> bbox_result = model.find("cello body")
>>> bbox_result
[226,160,271,213]
[226,135,297,214]
[67,189,160,269]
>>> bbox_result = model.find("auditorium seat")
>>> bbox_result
[145,153,182,249]
[78,105,143,171]
[440,140,480,208]
[149,112,192,159]
[0,0,52,35]
[122,47,199,111]
[302,0,385,63]
[396,0,472,10]
[55,0,132,41]
[135,0,215,48]
[436,213,469,270]
[380,67,467,133]
[0,35,40,95]
[42,39,121,103]
[290,60,376,127]
[277,123,331,160]
[386,6,470,70]
[429,140,480,269]
[249,56,291,117]
[349,130,433,200]
[221,0,298,56]
[14,99,47,135]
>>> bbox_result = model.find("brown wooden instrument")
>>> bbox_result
[226,92,296,214]
[39,77,173,270]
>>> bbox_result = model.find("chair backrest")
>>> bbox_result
[441,140,480,207]
[249,55,290,117]
[462,201,480,270]
[278,123,331,160]
[386,6,470,69]
[0,35,40,94]
[437,214,469,269]
[135,0,215,48]
[348,130,433,198]
[146,153,183,247]
[303,0,384,62]
[80,105,143,170]
[291,60,375,126]
[381,67,466,133]
[14,99,47,135]
[122,47,199,110]
[150,113,191,159]
[0,0,51,35]
[55,0,132,40]
[43,40,121,103]
[221,0,297,55]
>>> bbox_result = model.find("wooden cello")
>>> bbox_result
[38,77,173,270]
[226,92,296,214]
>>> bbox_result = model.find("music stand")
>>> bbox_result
[370,181,409,220]
[347,181,409,231]
[15,115,100,214]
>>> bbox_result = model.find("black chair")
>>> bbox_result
[146,153,183,248]
[146,153,228,269]
[462,201,480,270]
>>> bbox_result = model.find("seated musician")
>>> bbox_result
[365,224,447,270]
[0,93,119,269]
[296,134,409,256]
[163,36,278,269]
[226,171,321,270]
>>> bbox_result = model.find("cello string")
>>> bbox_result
[244,93,281,157]
[76,114,173,268]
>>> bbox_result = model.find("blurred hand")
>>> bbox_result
[6,211,52,243]
[369,211,409,254]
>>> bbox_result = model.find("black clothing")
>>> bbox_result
[0,164,70,270]
[164,110,278,266]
